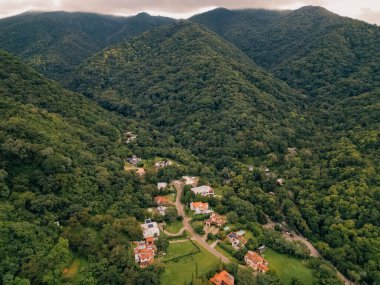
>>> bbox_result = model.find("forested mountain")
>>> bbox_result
[1,5,379,285]
[0,50,186,284]
[0,11,175,79]
[191,6,380,97]
[70,21,308,161]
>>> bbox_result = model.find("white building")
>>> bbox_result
[157,206,167,216]
[157,182,168,190]
[182,176,199,187]
[141,219,160,239]
[191,185,214,196]
[155,160,172,168]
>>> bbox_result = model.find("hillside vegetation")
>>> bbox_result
[71,21,308,161]
[0,11,175,79]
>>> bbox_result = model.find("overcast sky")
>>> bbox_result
[0,0,379,24]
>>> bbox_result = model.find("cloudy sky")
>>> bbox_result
[0,0,379,24]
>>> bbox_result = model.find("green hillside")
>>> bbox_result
[0,11,175,79]
[191,6,380,97]
[0,50,172,284]
[71,21,307,161]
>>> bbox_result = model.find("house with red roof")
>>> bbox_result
[210,270,235,285]
[204,213,227,227]
[154,196,170,205]
[244,250,269,273]
[134,240,156,268]
[227,231,247,250]
[190,202,212,214]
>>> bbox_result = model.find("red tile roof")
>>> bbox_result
[210,270,235,285]
[154,196,170,205]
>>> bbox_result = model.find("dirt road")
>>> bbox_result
[172,180,230,263]
[263,218,353,284]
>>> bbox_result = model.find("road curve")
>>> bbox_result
[172,180,230,264]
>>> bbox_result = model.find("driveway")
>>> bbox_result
[172,180,230,263]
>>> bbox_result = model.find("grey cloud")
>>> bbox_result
[0,0,378,26]
[358,8,380,25]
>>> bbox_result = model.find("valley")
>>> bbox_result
[0,4,379,285]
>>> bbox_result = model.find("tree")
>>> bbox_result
[156,236,169,253]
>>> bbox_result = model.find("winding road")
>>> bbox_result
[264,219,353,284]
[172,180,230,263]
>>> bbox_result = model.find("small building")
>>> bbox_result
[154,196,170,205]
[182,176,199,187]
[157,182,168,190]
[269,192,276,196]
[210,270,235,285]
[157,206,167,216]
[155,160,172,168]
[227,231,247,250]
[256,245,267,254]
[127,155,141,166]
[276,178,285,186]
[125,132,137,143]
[134,240,156,268]
[191,185,214,196]
[141,219,160,239]
[190,202,212,214]
[248,165,254,171]
[205,213,227,227]
[244,251,269,273]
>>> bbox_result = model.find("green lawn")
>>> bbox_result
[163,240,199,261]
[164,192,176,203]
[264,248,313,285]
[164,220,184,234]
[161,241,220,285]
[215,244,240,263]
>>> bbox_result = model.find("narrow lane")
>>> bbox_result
[172,180,230,263]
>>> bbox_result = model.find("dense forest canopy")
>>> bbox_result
[70,21,308,161]
[0,5,379,285]
[0,11,175,79]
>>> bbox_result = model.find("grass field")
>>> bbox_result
[161,241,220,285]
[163,240,199,261]
[164,192,176,203]
[264,248,313,285]
[215,244,240,263]
[164,220,184,234]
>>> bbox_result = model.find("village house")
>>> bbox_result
[155,160,172,168]
[134,239,156,268]
[141,219,160,239]
[157,205,167,216]
[190,202,212,214]
[204,213,227,227]
[210,270,235,285]
[276,178,285,186]
[182,176,199,187]
[248,165,254,171]
[154,196,170,205]
[127,155,141,166]
[244,251,269,273]
[227,231,247,250]
[191,185,214,196]
[157,182,168,190]
[125,132,137,144]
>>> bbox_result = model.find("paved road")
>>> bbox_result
[172,180,230,263]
